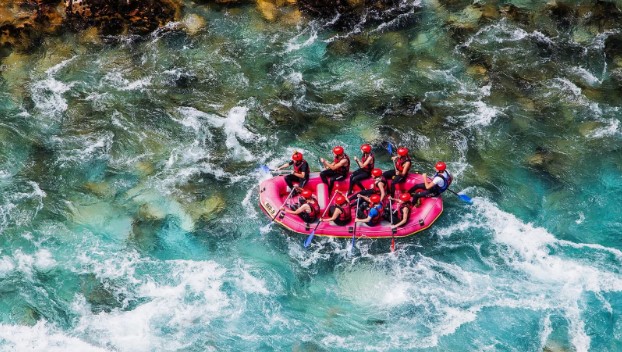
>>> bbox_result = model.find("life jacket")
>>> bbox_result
[396,202,411,221]
[395,156,411,173]
[307,200,320,221]
[373,177,387,193]
[368,203,383,225]
[431,171,453,195]
[336,204,352,222]
[333,153,350,176]
[293,160,310,179]
[361,153,374,172]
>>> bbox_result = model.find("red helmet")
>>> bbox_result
[435,161,446,172]
[292,152,303,162]
[301,190,313,199]
[397,147,409,157]
[369,194,381,204]
[335,195,347,205]
[371,168,383,177]
[399,193,412,202]
[332,146,344,155]
[360,144,371,153]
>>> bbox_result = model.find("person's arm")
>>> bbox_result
[391,207,409,228]
[325,159,346,171]
[276,160,293,171]
[357,194,371,203]
[400,161,411,176]
[423,174,439,189]
[285,204,308,215]
[360,155,373,168]
[378,183,386,200]
[355,215,371,223]
[321,208,341,222]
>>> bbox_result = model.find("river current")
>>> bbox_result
[0,0,621,351]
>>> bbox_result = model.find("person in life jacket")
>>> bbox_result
[285,189,320,223]
[320,146,350,194]
[408,161,453,202]
[348,168,387,202]
[275,151,310,192]
[389,193,413,229]
[320,193,352,226]
[383,147,411,197]
[355,194,384,226]
[347,143,374,195]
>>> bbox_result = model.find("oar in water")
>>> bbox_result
[268,188,297,225]
[389,197,395,252]
[350,196,360,255]
[303,191,339,248]
[447,189,472,204]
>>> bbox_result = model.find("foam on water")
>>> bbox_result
[0,322,107,352]
[30,58,77,117]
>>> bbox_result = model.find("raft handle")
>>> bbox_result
[348,227,354,233]
[419,219,424,226]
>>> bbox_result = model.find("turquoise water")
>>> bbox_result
[1,1,622,350]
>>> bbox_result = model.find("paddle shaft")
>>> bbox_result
[269,188,296,223]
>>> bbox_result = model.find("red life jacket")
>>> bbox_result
[395,156,411,173]
[307,201,320,221]
[396,202,411,221]
[368,203,383,225]
[333,154,350,176]
[361,153,374,172]
[336,204,351,222]
[373,177,387,193]
[293,160,310,180]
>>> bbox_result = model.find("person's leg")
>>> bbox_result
[284,174,295,189]
[390,175,406,197]
[349,169,369,193]
[408,182,425,194]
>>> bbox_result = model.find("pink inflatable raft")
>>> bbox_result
[258,172,443,239]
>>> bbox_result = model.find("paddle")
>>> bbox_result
[350,196,360,255]
[303,191,339,248]
[447,189,473,204]
[389,197,395,252]
[268,188,297,224]
[259,164,271,173]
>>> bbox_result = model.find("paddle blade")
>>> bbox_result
[258,165,271,173]
[304,231,315,248]
[391,238,395,252]
[387,143,393,155]
[457,193,473,204]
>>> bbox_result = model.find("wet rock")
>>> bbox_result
[526,147,554,168]
[499,4,531,25]
[80,273,123,313]
[546,1,576,30]
[580,0,622,32]
[181,13,206,35]
[604,33,622,63]
[64,0,183,35]
[578,121,607,138]
[0,0,65,51]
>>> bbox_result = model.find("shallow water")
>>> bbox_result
[0,1,621,351]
